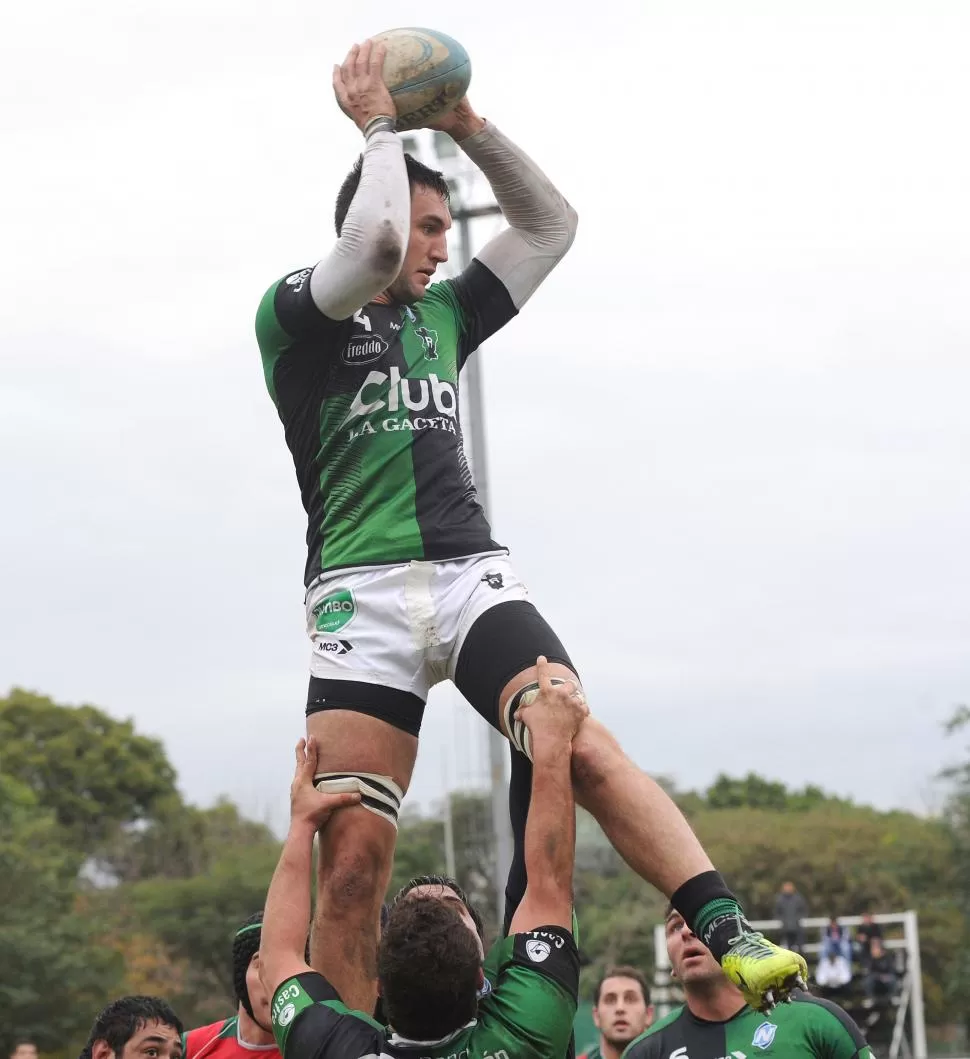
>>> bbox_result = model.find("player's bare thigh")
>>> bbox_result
[307,708,418,789]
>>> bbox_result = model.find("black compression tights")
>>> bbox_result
[503,750,533,933]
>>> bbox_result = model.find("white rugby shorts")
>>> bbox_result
[305,552,529,701]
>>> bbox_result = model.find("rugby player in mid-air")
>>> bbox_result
[258,658,583,1059]
[624,907,873,1059]
[254,38,806,1017]
[183,913,279,1059]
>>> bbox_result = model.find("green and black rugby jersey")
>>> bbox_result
[623,992,872,1059]
[271,925,579,1059]
[255,261,517,585]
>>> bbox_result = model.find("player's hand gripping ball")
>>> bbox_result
[371,27,471,130]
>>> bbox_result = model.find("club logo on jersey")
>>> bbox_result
[526,939,551,963]
[752,1022,777,1049]
[482,572,504,590]
[312,589,356,634]
[284,268,311,294]
[343,333,389,366]
[415,325,438,360]
[341,368,458,439]
[276,1002,296,1026]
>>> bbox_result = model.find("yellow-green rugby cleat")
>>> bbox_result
[721,929,808,1012]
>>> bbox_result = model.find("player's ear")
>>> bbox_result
[92,1042,115,1059]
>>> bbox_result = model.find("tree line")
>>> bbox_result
[2,688,968,1053]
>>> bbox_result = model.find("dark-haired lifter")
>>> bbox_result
[258,658,583,1059]
[254,37,806,1017]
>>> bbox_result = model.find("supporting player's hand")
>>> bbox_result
[289,737,360,829]
[514,656,589,752]
[332,40,396,133]
[426,98,485,140]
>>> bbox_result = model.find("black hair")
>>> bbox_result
[334,154,451,236]
[379,895,480,1041]
[232,912,263,1020]
[78,996,182,1059]
[392,873,485,942]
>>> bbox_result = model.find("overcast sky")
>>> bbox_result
[2,0,968,831]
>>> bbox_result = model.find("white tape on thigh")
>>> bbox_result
[502,678,575,763]
[314,772,405,829]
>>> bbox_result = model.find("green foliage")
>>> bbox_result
[0,688,177,849]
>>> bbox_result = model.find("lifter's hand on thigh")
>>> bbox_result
[290,737,361,831]
[514,656,589,755]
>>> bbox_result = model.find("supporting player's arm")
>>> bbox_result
[259,738,360,997]
[308,41,411,321]
[432,99,578,310]
[508,657,587,934]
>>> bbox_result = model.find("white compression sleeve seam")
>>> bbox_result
[308,131,410,321]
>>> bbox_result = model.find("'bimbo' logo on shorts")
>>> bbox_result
[313,588,356,634]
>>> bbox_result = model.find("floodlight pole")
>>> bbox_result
[454,200,512,930]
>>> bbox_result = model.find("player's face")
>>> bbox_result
[112,1021,183,1059]
[387,185,451,304]
[666,911,722,984]
[404,882,484,958]
[594,976,653,1048]
[246,951,274,1032]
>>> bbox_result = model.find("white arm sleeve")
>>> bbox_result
[308,130,410,321]
[457,122,578,310]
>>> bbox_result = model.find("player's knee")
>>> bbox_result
[319,833,388,916]
[570,717,627,801]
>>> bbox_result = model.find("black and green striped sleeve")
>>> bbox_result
[271,971,383,1059]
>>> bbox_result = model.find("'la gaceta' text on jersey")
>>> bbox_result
[255,262,517,584]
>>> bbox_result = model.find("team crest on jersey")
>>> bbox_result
[752,1021,777,1049]
[415,325,438,360]
[526,939,551,962]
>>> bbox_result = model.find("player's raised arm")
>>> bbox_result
[308,41,411,321]
[258,738,360,996]
[430,97,578,311]
[507,657,588,934]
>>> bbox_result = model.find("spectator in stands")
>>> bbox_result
[855,912,883,966]
[580,966,654,1059]
[816,917,852,989]
[773,880,809,953]
[79,996,184,1059]
[9,1044,38,1059]
[862,937,898,1005]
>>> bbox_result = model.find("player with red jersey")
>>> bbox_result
[183,913,279,1059]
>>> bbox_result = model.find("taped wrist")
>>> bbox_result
[314,772,404,828]
[363,115,397,139]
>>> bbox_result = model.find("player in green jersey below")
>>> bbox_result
[623,907,872,1059]
[254,38,806,1017]
[258,658,585,1059]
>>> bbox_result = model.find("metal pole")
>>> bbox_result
[454,204,511,929]
[905,909,927,1059]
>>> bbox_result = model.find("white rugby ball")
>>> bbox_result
[372,27,472,131]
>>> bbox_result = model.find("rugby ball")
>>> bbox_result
[373,27,471,131]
